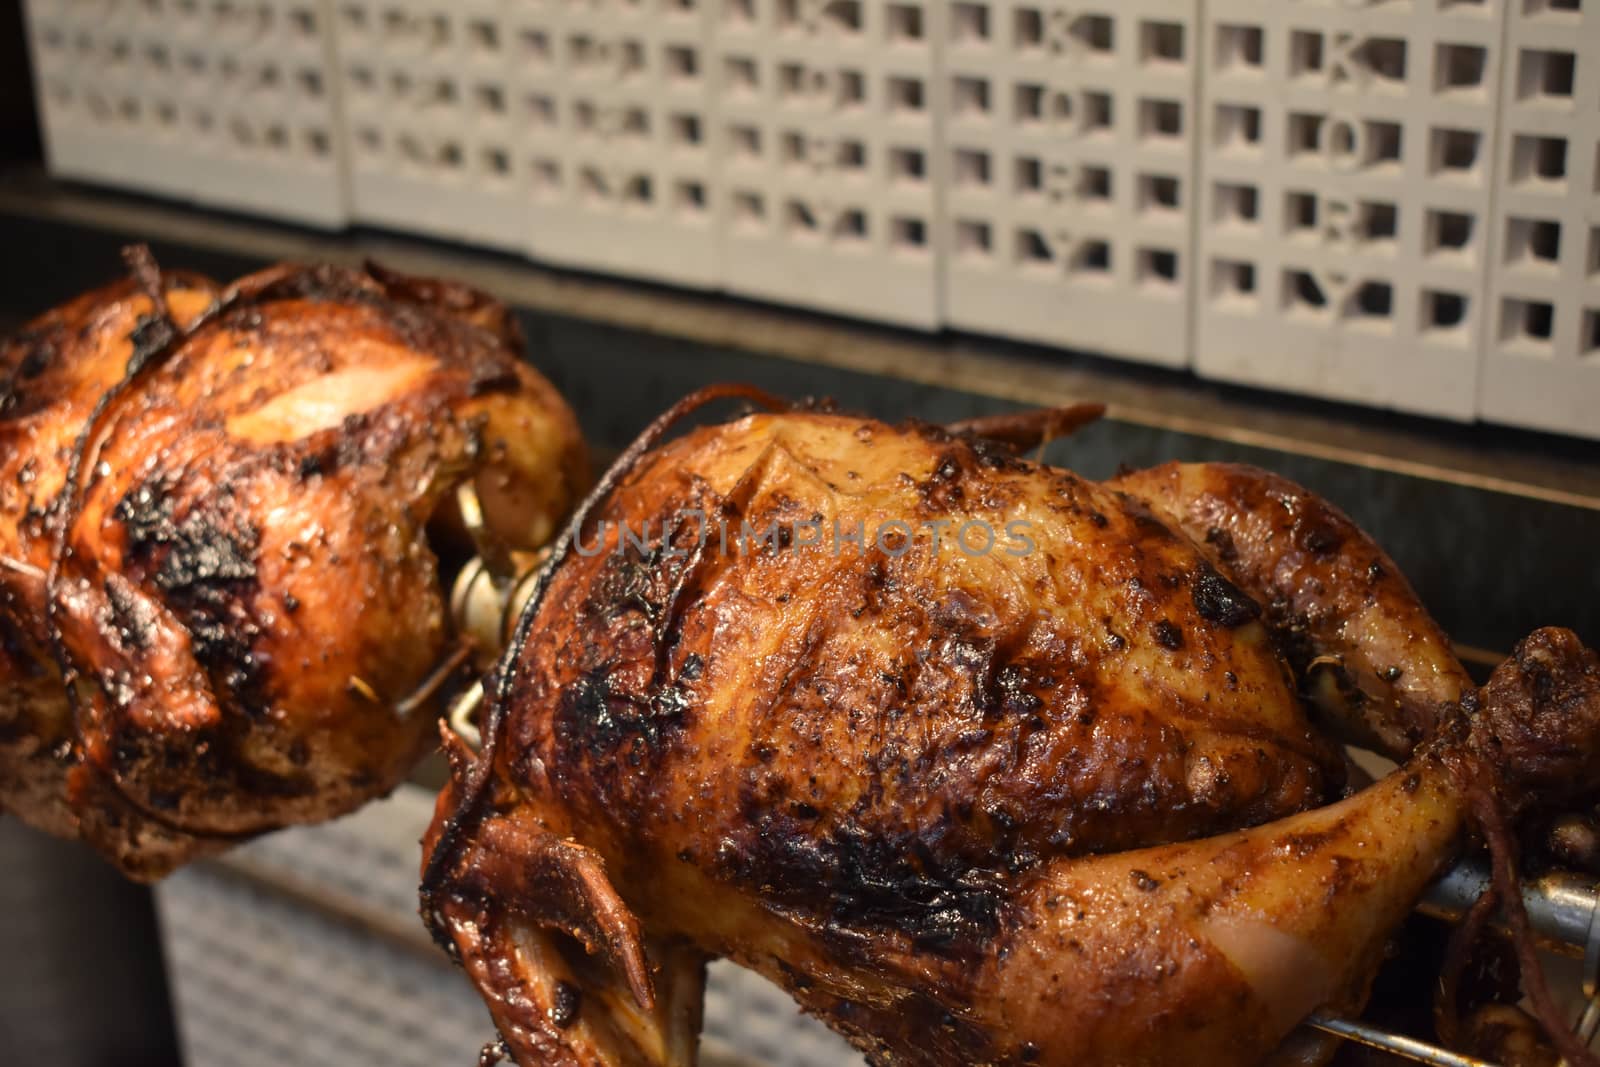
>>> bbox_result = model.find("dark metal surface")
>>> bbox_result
[0,819,181,1066]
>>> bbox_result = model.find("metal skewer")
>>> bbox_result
[1306,1014,1497,1067]
[1559,874,1600,1067]
[1310,863,1600,1065]
[1421,862,1600,960]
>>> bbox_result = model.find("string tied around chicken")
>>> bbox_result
[1433,634,1600,1067]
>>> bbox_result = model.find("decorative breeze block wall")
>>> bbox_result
[940,1,1200,367]
[20,0,1600,437]
[710,0,943,327]
[335,0,524,249]
[23,0,347,227]
[508,0,721,286]
[1193,0,1505,421]
[1478,0,1600,439]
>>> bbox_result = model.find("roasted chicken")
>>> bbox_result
[0,250,585,879]
[422,386,1600,1067]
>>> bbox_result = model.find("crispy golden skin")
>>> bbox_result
[0,256,585,879]
[424,399,1600,1067]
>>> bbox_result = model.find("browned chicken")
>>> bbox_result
[0,249,585,879]
[422,387,1600,1067]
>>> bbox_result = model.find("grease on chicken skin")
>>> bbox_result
[427,406,1600,1067]
[422,412,1416,1066]
[517,415,1342,873]
[0,261,585,879]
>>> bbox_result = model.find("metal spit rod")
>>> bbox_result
[1306,1014,1498,1067]
[1421,863,1600,960]
[445,553,1600,1066]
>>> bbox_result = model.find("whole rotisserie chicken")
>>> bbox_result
[0,249,585,879]
[423,387,1600,1067]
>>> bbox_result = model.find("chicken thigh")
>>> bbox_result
[422,388,1600,1067]
[0,250,585,879]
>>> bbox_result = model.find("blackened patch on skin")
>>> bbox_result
[149,514,257,594]
[550,981,582,1029]
[1126,504,1175,540]
[114,477,267,713]
[1130,869,1160,891]
[966,434,1027,472]
[0,326,64,419]
[17,341,53,380]
[723,811,1004,956]
[919,452,966,510]
[125,313,177,376]
[556,663,686,763]
[1191,564,1261,628]
[589,544,674,628]
[1204,525,1238,563]
[103,577,155,653]
[1298,520,1342,557]
[992,664,1043,720]
[115,480,176,550]
[1153,620,1184,650]
[0,605,47,681]
[298,451,331,480]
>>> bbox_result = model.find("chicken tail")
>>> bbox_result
[945,402,1106,452]
[1470,627,1600,808]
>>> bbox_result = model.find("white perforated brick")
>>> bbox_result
[939,1,1199,367]
[168,0,347,225]
[25,0,193,201]
[334,0,524,249]
[1192,1,1503,420]
[23,0,348,227]
[507,0,721,286]
[711,0,942,327]
[24,0,1600,439]
[1477,0,1600,439]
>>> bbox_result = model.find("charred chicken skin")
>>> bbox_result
[0,250,585,879]
[423,387,1600,1067]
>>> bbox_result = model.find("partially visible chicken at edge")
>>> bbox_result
[0,253,586,879]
